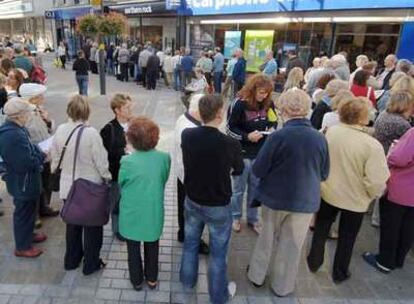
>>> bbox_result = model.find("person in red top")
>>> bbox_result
[351,70,376,107]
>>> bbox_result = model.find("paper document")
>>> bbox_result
[38,136,54,153]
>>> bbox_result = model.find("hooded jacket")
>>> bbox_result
[0,120,44,200]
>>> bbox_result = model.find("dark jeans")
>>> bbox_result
[38,162,52,215]
[213,71,223,93]
[307,200,364,282]
[141,67,147,87]
[147,72,157,90]
[13,198,36,250]
[60,55,66,69]
[177,178,185,242]
[181,71,192,90]
[76,75,89,96]
[126,239,159,285]
[233,81,244,97]
[180,197,232,304]
[120,63,129,82]
[64,223,103,275]
[377,196,414,269]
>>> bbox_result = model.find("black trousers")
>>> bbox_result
[37,162,52,215]
[13,198,36,250]
[307,200,364,281]
[141,67,147,87]
[60,55,66,69]
[64,224,103,275]
[126,239,159,285]
[146,72,157,90]
[120,63,129,82]
[177,178,186,242]
[377,196,414,269]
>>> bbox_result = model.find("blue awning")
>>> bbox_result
[45,6,96,20]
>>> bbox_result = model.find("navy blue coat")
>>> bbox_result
[253,119,330,213]
[0,120,44,200]
[232,57,246,85]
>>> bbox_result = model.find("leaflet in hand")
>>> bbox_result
[38,136,54,153]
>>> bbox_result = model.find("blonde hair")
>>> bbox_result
[279,88,311,118]
[284,67,303,91]
[338,97,369,125]
[0,73,6,87]
[389,72,406,88]
[67,95,90,122]
[325,79,349,97]
[331,89,354,111]
[391,76,414,97]
[110,93,131,113]
[355,55,369,68]
[386,91,414,115]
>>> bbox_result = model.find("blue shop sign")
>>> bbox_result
[46,6,95,20]
[173,0,414,16]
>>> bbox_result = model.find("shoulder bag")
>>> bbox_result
[50,124,83,191]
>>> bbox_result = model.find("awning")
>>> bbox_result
[45,6,96,20]
[109,1,176,16]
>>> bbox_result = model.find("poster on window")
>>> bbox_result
[224,31,241,59]
[244,30,274,73]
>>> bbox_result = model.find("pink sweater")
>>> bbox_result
[387,127,414,207]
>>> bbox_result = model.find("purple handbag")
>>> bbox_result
[61,126,111,226]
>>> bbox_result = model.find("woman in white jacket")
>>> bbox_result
[51,95,111,275]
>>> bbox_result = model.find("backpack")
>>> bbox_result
[31,64,47,84]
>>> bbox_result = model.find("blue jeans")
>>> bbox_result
[173,68,181,91]
[230,158,259,224]
[76,75,89,96]
[106,59,114,75]
[214,71,223,93]
[13,198,36,250]
[180,197,232,304]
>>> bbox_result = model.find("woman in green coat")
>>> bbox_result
[119,117,171,291]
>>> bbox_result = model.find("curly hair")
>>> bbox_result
[238,74,273,111]
[338,97,369,125]
[127,116,160,151]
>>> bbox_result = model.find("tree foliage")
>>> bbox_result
[76,12,128,38]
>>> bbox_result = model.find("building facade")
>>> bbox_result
[0,0,55,50]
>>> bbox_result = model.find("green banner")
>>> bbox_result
[244,30,274,73]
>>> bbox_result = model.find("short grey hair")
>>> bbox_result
[325,79,349,97]
[188,94,204,114]
[14,43,23,54]
[396,59,413,74]
[355,55,369,68]
[279,88,311,118]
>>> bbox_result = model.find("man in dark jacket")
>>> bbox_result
[0,97,46,258]
[232,48,246,96]
[146,51,160,90]
[247,89,329,297]
[286,50,306,76]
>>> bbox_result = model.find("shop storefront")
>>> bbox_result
[110,1,178,50]
[177,0,414,70]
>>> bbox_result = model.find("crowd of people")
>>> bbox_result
[0,38,414,304]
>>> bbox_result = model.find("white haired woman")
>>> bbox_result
[247,88,329,297]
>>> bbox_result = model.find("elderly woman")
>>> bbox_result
[307,97,390,283]
[0,97,46,258]
[376,72,407,112]
[100,93,134,239]
[51,95,111,275]
[6,68,24,98]
[310,79,349,130]
[247,88,329,297]
[227,74,275,234]
[371,91,413,227]
[363,125,414,273]
[119,117,171,291]
[284,67,303,91]
[321,89,354,132]
[349,54,369,87]
[304,57,321,85]
[351,70,377,107]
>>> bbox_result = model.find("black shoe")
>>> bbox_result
[0,210,4,217]
[83,259,106,276]
[332,271,351,284]
[39,207,60,217]
[198,240,209,255]
[133,282,143,291]
[177,231,184,243]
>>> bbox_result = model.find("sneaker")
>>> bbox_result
[33,232,48,243]
[228,281,237,299]
[362,252,391,274]
[232,220,241,233]
[247,222,262,235]
[15,247,43,258]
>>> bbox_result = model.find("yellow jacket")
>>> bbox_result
[321,124,390,213]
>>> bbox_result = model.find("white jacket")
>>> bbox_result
[174,113,200,182]
[163,55,174,73]
[51,120,111,199]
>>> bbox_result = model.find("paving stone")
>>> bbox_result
[0,295,10,304]
[95,288,121,301]
[44,286,70,298]
[145,291,170,303]
[120,289,146,302]
[0,284,21,294]
[102,269,125,279]
[110,279,130,289]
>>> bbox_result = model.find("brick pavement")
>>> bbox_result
[0,55,413,304]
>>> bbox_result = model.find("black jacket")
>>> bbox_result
[147,55,160,74]
[381,68,395,90]
[100,119,127,181]
[286,56,306,76]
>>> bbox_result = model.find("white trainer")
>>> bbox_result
[228,281,237,299]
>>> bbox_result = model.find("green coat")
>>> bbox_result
[119,150,171,242]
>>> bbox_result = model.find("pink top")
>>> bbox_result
[387,127,414,207]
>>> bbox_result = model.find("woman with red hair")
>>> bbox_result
[118,117,171,291]
[226,74,276,234]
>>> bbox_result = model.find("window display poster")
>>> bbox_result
[244,30,274,73]
[224,31,241,59]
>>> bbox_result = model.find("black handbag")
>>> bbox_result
[50,124,83,192]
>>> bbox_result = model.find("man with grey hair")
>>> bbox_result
[247,88,329,297]
[232,48,246,95]
[396,59,413,76]
[174,93,209,254]
[13,43,33,75]
[377,54,398,90]
[331,54,350,81]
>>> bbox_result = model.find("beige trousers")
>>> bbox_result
[247,206,312,296]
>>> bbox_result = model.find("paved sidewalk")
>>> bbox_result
[0,55,413,304]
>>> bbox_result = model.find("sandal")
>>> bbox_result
[146,280,158,290]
